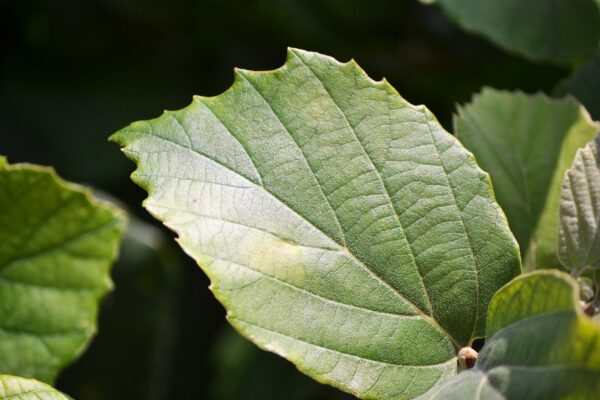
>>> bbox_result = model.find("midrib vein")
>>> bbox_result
[207,253,421,318]
[128,73,468,348]
[423,109,481,342]
[0,214,116,274]
[231,316,457,368]
[133,130,462,348]
[292,53,437,321]
[236,72,348,248]
[190,99,265,186]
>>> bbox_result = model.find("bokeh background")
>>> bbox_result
[0,1,572,399]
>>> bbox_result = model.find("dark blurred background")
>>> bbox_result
[0,1,569,399]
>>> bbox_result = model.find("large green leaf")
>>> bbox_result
[0,374,69,400]
[112,48,521,399]
[423,0,600,64]
[455,89,599,270]
[556,55,600,121]
[421,270,600,399]
[559,134,600,273]
[0,158,126,383]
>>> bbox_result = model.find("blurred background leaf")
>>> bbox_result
[422,0,600,65]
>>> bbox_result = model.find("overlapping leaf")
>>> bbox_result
[559,134,600,273]
[455,89,599,270]
[112,48,521,399]
[423,0,600,64]
[422,271,600,399]
[556,56,600,121]
[0,158,126,383]
[0,374,69,400]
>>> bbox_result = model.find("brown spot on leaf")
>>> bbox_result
[458,347,478,369]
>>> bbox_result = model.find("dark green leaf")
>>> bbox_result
[0,158,126,383]
[455,89,599,269]
[423,0,600,64]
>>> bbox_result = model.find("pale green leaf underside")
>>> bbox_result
[456,89,599,270]
[424,0,600,64]
[559,135,600,272]
[422,271,600,399]
[112,48,520,399]
[0,158,126,383]
[0,375,69,400]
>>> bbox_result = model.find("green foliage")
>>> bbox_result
[112,48,522,398]
[56,216,183,399]
[455,89,599,269]
[424,0,600,64]
[6,1,600,399]
[423,271,600,399]
[0,157,126,383]
[559,134,600,274]
[557,56,600,121]
[0,374,70,400]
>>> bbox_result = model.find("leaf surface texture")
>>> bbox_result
[424,0,600,64]
[559,134,600,273]
[456,89,599,269]
[557,56,600,121]
[422,271,600,399]
[112,49,521,399]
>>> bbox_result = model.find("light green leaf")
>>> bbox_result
[556,55,600,121]
[423,0,600,64]
[112,48,521,399]
[422,270,600,399]
[559,134,600,273]
[455,89,599,270]
[0,374,69,400]
[0,158,126,383]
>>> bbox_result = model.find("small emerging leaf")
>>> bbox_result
[456,89,599,270]
[422,270,600,399]
[0,374,69,400]
[424,0,600,64]
[559,134,600,274]
[112,48,521,399]
[0,158,126,383]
